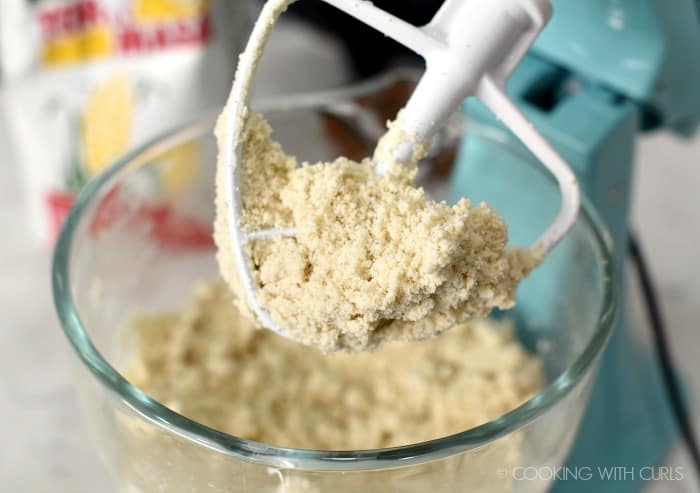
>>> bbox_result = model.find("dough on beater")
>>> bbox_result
[214,110,542,352]
[125,280,543,450]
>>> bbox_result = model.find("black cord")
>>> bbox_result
[628,231,700,483]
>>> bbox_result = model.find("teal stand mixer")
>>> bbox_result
[454,1,700,491]
[291,0,700,491]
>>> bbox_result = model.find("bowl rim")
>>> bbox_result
[52,110,617,472]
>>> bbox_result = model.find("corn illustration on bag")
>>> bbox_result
[0,0,250,242]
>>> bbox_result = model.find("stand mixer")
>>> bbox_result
[242,0,700,490]
[453,1,700,492]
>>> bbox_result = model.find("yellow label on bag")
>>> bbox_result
[42,26,114,65]
[38,0,211,67]
[134,0,210,21]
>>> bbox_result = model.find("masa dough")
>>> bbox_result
[126,280,543,450]
[214,111,541,352]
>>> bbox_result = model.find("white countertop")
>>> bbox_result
[1,20,698,493]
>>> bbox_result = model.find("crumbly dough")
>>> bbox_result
[126,280,542,450]
[214,110,541,352]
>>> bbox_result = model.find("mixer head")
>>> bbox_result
[220,0,581,341]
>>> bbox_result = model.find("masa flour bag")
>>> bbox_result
[0,0,251,241]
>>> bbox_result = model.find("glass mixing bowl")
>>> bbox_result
[53,78,616,493]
